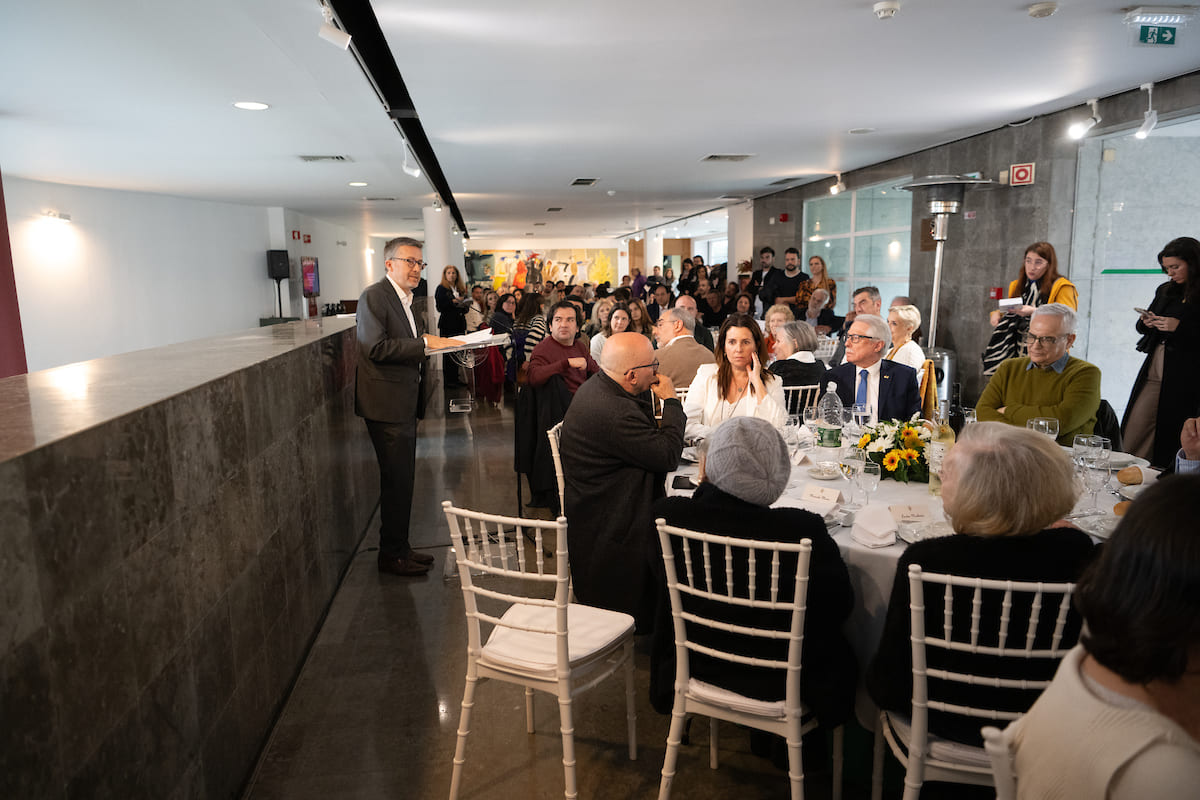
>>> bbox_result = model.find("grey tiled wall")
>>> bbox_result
[0,326,375,799]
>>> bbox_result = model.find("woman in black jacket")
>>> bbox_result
[1122,237,1200,467]
[650,417,857,730]
[866,422,1095,746]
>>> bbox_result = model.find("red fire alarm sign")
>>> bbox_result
[291,230,301,240]
[303,234,311,244]
[1010,163,1035,186]
[779,213,790,223]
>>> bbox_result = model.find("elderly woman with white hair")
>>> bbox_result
[866,422,1096,746]
[648,417,857,734]
[884,304,925,372]
[768,320,828,390]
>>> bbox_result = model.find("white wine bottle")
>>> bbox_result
[927,406,956,496]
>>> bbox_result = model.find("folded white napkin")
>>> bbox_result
[851,503,897,548]
[795,497,838,517]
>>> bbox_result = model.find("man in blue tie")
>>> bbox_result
[827,314,921,423]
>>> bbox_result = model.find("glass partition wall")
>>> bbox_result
[803,180,912,316]
[1070,114,1200,417]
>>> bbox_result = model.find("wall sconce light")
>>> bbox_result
[1068,99,1101,139]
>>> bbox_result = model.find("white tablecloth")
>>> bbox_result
[667,455,1122,727]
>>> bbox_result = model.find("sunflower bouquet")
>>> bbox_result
[853,418,931,483]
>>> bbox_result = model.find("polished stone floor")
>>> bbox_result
[242,385,907,800]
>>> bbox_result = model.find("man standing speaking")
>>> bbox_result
[356,237,463,576]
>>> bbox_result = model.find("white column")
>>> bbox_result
[727,201,754,269]
[645,233,664,281]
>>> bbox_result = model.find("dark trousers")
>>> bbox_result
[366,418,417,559]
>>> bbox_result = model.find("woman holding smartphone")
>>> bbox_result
[1123,237,1200,467]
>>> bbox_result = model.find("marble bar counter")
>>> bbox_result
[0,318,377,798]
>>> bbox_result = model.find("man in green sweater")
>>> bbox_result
[976,303,1100,445]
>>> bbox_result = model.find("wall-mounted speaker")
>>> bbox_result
[267,250,290,280]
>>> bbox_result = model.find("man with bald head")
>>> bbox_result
[560,333,686,628]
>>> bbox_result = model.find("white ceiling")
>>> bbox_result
[2,0,1198,241]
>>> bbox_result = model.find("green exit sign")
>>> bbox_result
[1139,25,1177,45]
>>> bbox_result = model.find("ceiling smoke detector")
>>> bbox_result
[873,1,900,20]
[1027,3,1058,18]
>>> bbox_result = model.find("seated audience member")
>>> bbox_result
[560,332,684,629]
[700,287,729,329]
[647,282,672,324]
[884,304,925,372]
[649,417,857,729]
[683,313,786,442]
[768,321,828,405]
[976,303,1100,445]
[830,286,883,365]
[627,298,656,341]
[526,300,599,395]
[827,314,920,423]
[734,291,754,316]
[673,294,714,351]
[866,422,1096,745]
[653,306,715,389]
[1177,417,1200,473]
[1008,474,1200,797]
[763,303,795,360]
[590,301,631,364]
[802,288,840,335]
[890,295,922,344]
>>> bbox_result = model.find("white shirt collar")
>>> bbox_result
[787,351,816,363]
[664,334,695,347]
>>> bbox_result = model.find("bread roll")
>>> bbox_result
[1117,466,1142,485]
[1114,500,1131,516]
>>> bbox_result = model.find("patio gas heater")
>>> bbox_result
[897,175,995,407]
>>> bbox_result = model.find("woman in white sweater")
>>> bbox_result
[1007,474,1200,799]
[683,313,785,442]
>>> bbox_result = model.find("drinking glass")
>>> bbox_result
[783,415,803,452]
[839,451,866,509]
[1081,451,1111,511]
[857,461,881,504]
[1027,417,1059,439]
[802,406,821,436]
[851,403,872,433]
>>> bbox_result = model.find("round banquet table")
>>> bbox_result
[667,452,1127,728]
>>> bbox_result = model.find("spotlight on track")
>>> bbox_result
[319,3,351,49]
[1135,83,1158,139]
[1068,99,1100,139]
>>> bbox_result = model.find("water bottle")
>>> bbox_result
[816,381,844,449]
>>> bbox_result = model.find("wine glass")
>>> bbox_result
[783,414,803,452]
[1081,451,1111,512]
[856,461,881,505]
[852,403,872,431]
[839,451,866,509]
[802,406,821,437]
[1027,417,1059,439]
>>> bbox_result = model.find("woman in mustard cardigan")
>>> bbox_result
[982,242,1078,375]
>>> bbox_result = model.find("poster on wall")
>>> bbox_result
[301,256,320,297]
[465,249,617,291]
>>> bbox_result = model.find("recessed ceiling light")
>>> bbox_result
[348,181,368,187]
[848,127,876,135]
[233,101,269,111]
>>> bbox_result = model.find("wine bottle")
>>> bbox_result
[948,382,965,435]
[928,405,956,496]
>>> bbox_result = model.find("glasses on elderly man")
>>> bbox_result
[844,333,877,344]
[388,257,428,268]
[627,360,660,373]
[1022,334,1067,347]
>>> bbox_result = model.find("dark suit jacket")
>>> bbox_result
[803,308,842,331]
[827,359,921,421]
[355,277,427,423]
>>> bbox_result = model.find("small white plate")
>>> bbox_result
[1108,452,1149,469]
[808,466,841,481]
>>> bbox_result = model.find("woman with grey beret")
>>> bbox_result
[648,417,858,733]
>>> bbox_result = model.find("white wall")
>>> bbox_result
[4,176,384,371]
[280,209,385,316]
[727,200,754,270]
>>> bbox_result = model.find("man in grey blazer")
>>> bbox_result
[356,237,462,576]
[653,307,714,390]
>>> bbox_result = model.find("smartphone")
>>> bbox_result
[1134,307,1151,317]
[671,475,697,490]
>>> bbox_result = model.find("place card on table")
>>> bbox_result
[889,504,933,525]
[803,484,844,505]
